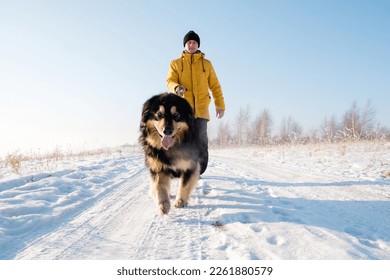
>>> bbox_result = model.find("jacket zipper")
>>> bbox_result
[190,54,196,116]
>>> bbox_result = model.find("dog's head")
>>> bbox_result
[140,93,195,150]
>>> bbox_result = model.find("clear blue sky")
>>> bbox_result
[1,0,389,155]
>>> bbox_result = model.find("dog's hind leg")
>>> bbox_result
[151,172,171,215]
[174,164,200,208]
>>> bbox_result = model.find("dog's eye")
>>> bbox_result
[173,112,181,121]
[155,112,164,119]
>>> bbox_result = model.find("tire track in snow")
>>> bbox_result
[16,168,153,259]
[132,183,207,260]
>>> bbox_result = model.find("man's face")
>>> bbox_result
[185,40,199,54]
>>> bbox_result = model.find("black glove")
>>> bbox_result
[175,85,187,96]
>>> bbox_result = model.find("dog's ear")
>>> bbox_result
[177,96,197,138]
[141,101,151,125]
[180,97,195,123]
[141,95,159,124]
[141,109,150,125]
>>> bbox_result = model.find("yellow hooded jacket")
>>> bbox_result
[166,51,225,120]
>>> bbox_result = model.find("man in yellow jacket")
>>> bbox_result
[166,30,226,175]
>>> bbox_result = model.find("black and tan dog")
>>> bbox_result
[139,93,200,215]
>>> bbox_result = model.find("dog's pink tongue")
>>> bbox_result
[161,135,174,150]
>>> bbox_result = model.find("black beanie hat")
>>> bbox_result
[183,30,200,47]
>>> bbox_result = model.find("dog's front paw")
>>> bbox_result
[174,198,187,208]
[158,200,170,215]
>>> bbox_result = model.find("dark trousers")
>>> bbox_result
[195,118,208,175]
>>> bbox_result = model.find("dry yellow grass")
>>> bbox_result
[4,153,24,174]
[1,146,138,175]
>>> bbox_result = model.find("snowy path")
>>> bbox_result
[1,144,390,260]
[15,168,152,259]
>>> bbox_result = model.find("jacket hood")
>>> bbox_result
[181,51,206,72]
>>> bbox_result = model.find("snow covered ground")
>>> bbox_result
[0,141,389,260]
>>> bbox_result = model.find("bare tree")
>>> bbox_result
[279,115,303,144]
[321,115,339,142]
[234,106,251,146]
[359,100,377,139]
[252,109,273,145]
[341,101,360,140]
[341,101,377,140]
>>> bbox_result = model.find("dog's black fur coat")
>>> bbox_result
[139,93,201,214]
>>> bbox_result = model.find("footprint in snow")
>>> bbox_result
[199,180,212,195]
[250,224,265,233]
[267,235,285,246]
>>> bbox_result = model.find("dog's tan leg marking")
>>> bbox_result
[152,172,171,214]
[175,164,200,208]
